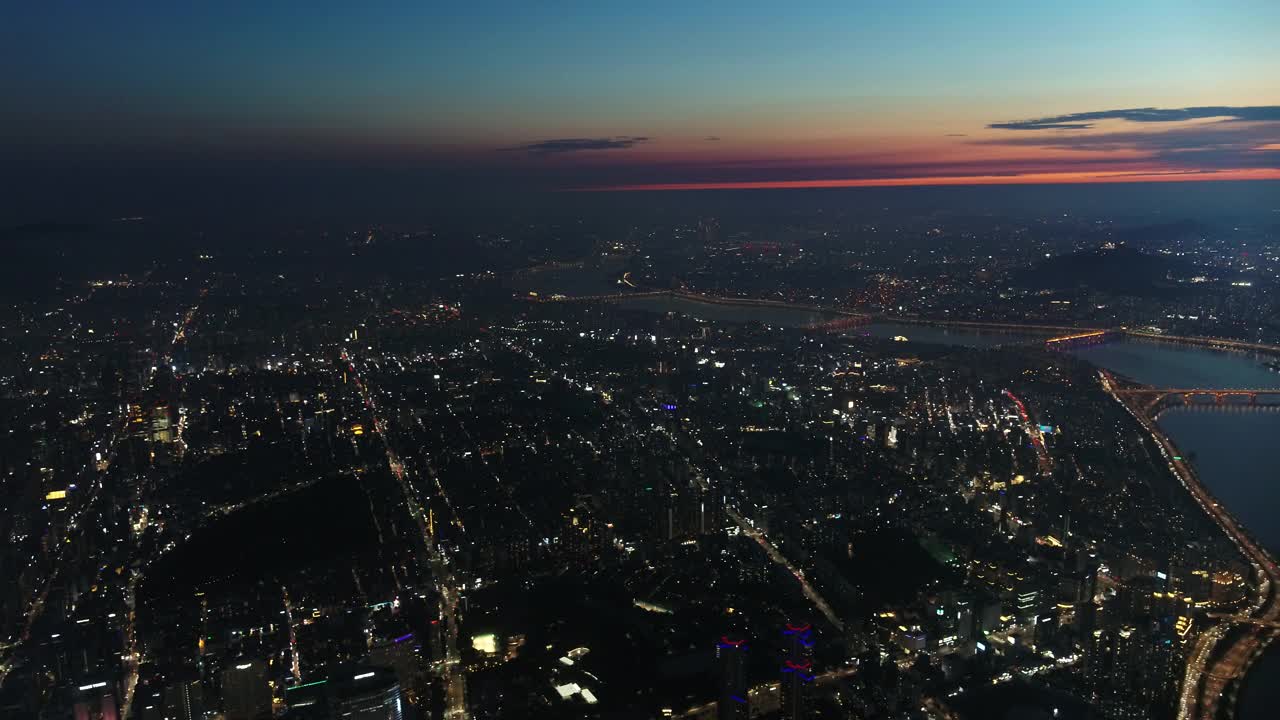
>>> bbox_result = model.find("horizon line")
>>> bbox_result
[572,168,1280,193]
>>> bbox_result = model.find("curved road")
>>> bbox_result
[1101,371,1280,720]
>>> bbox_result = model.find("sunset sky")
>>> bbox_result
[4,1,1279,194]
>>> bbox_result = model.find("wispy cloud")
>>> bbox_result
[979,106,1280,172]
[507,136,650,154]
[988,105,1280,131]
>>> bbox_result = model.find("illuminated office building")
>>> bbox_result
[221,659,271,720]
[716,635,749,720]
[780,622,814,720]
[71,678,119,720]
[332,666,404,720]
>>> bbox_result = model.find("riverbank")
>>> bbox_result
[537,275,1280,354]
[535,287,867,319]
[1100,370,1280,720]
[876,316,1089,335]
[1123,330,1280,359]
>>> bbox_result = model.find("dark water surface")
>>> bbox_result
[1157,409,1280,720]
[1069,338,1280,390]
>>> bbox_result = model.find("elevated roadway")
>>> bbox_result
[1101,371,1280,720]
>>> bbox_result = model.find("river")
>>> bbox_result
[872,328,1280,720]
[611,294,1280,718]
[903,330,1280,720]
[1070,339,1280,390]
[876,329,1280,719]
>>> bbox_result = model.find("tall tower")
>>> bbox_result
[780,622,815,720]
[716,635,749,720]
[699,217,720,249]
[162,672,205,720]
[221,659,272,720]
[332,666,404,720]
[71,679,119,720]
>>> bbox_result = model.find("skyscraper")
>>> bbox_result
[71,676,120,717]
[221,659,272,720]
[71,679,120,720]
[780,622,814,720]
[716,635,749,720]
[366,628,420,697]
[332,666,404,720]
[161,672,205,720]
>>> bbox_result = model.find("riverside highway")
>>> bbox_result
[1101,370,1280,720]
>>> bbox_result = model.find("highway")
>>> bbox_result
[725,507,844,632]
[1101,371,1280,720]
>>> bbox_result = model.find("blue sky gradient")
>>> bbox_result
[3,1,1278,191]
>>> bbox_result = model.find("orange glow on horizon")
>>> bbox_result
[578,168,1280,192]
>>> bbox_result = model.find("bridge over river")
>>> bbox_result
[1102,371,1280,720]
[1112,388,1280,415]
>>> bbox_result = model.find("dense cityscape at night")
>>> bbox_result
[3,3,1279,720]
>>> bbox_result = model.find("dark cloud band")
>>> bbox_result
[508,136,650,154]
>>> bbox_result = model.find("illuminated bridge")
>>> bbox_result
[1111,387,1280,415]
[1043,329,1116,348]
[1102,369,1280,720]
[985,327,1114,350]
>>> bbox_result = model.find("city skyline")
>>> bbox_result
[6,5,1280,720]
